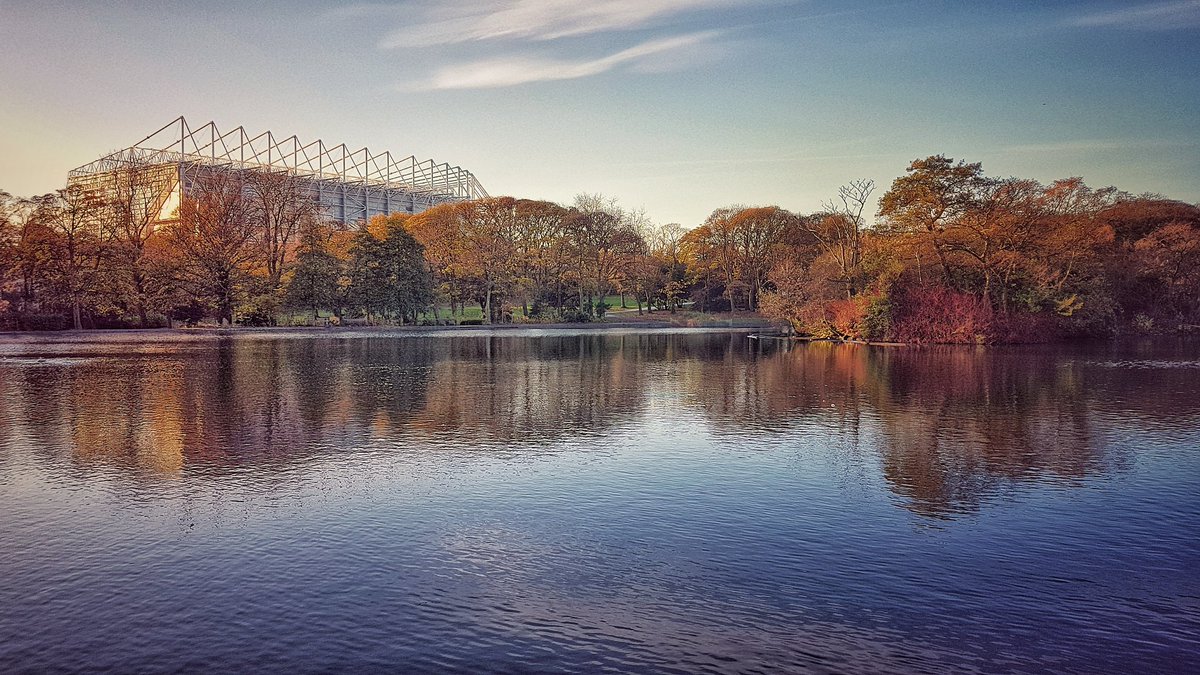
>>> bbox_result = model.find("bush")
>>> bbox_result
[528,298,548,320]
[826,298,864,338]
[19,314,70,331]
[235,307,272,327]
[171,301,207,327]
[458,319,484,326]
[890,285,995,344]
[861,295,892,341]
[559,307,592,323]
[90,313,135,329]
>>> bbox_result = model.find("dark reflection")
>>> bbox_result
[2,333,1198,518]
[676,338,1200,517]
[3,334,651,476]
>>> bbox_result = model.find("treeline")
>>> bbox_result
[1,155,1198,340]
[759,157,1200,342]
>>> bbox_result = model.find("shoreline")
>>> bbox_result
[0,319,778,342]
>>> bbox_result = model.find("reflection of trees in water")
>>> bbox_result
[685,340,1200,518]
[4,355,190,476]
[6,334,648,476]
[6,334,1196,516]
[870,348,1100,518]
[681,340,870,434]
[403,335,643,445]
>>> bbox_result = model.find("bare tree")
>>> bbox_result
[803,179,875,298]
[247,171,320,294]
[38,185,110,329]
[169,170,257,325]
[104,161,176,326]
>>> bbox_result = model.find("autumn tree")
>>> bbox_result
[103,161,177,326]
[0,191,22,322]
[686,207,742,310]
[6,195,51,318]
[1131,220,1200,325]
[511,199,570,317]
[407,202,469,319]
[168,170,258,325]
[729,206,795,309]
[878,156,989,286]
[0,191,20,292]
[461,197,520,322]
[37,185,111,329]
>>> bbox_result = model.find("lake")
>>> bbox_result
[1,329,1198,673]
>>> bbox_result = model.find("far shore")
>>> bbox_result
[0,317,779,341]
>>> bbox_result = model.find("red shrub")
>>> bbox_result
[826,298,866,338]
[890,285,996,344]
[890,284,1065,343]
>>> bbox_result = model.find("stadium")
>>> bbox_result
[67,116,488,226]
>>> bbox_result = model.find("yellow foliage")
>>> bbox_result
[366,213,410,240]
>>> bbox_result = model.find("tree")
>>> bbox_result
[569,194,645,315]
[37,185,110,329]
[168,170,258,325]
[800,180,875,299]
[407,202,469,319]
[878,156,989,286]
[0,191,21,292]
[285,219,342,322]
[1099,197,1200,326]
[729,206,795,309]
[688,207,743,310]
[0,191,23,321]
[7,195,51,318]
[512,199,570,317]
[103,161,176,326]
[247,171,320,295]
[345,219,432,324]
[461,197,519,323]
[1132,221,1200,325]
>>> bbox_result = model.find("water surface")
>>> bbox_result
[1,330,1198,673]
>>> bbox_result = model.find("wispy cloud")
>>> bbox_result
[376,0,768,48]
[415,31,720,90]
[1069,0,1200,29]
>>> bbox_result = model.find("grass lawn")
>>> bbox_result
[278,294,646,326]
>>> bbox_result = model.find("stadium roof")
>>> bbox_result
[69,116,488,201]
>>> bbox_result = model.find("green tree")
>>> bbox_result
[346,221,432,324]
[285,221,342,323]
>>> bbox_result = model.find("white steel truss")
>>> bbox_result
[68,116,488,224]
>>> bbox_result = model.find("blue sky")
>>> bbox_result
[1,0,1197,226]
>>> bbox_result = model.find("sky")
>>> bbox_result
[1,0,1198,226]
